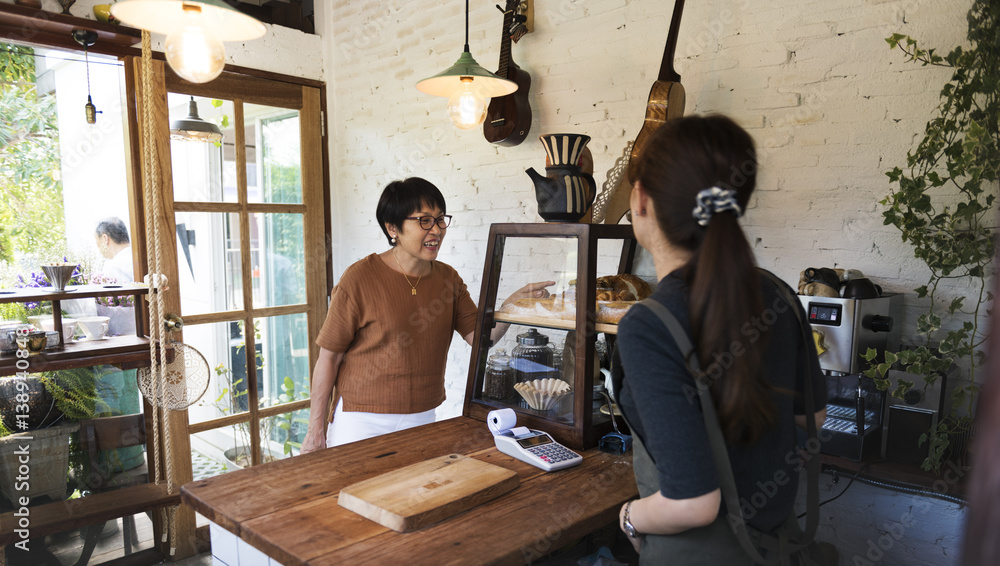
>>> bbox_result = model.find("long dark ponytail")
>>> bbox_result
[633,114,775,443]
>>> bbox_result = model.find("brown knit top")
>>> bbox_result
[315,254,478,416]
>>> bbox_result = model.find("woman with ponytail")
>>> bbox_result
[614,115,827,563]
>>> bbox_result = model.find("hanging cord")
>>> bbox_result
[464,0,470,50]
[139,30,178,555]
[84,44,91,95]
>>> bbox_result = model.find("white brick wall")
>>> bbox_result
[315,0,987,419]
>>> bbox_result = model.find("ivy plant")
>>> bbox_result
[864,0,998,473]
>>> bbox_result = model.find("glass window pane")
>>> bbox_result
[245,103,301,204]
[191,427,246,478]
[189,321,252,426]
[168,94,234,203]
[260,407,308,462]
[250,213,305,308]
[0,43,133,293]
[176,211,242,315]
[254,313,310,410]
[492,236,578,313]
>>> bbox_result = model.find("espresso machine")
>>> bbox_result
[798,294,902,461]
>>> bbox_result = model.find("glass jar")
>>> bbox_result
[511,328,555,384]
[484,348,515,401]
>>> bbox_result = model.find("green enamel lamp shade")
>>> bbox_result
[111,0,266,41]
[416,51,518,98]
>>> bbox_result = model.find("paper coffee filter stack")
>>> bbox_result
[514,378,571,411]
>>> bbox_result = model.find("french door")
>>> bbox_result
[126,57,327,554]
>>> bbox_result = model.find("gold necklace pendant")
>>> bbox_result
[392,247,421,296]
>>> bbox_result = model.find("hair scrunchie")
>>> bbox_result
[692,186,742,227]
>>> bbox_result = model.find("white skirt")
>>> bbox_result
[325,397,437,447]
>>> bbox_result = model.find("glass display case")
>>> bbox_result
[463,223,648,449]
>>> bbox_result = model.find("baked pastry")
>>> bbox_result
[568,273,652,302]
[497,274,650,325]
[500,296,575,321]
[596,301,634,324]
[497,297,636,324]
[596,273,651,301]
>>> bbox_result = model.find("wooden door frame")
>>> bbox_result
[124,58,330,559]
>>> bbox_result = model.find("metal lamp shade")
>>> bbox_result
[416,51,518,98]
[111,0,266,41]
[170,97,223,142]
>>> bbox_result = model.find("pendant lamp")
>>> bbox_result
[170,96,223,142]
[416,0,518,130]
[71,30,100,124]
[111,0,266,84]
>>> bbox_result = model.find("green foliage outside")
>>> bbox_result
[204,320,308,470]
[0,43,66,263]
[865,0,998,472]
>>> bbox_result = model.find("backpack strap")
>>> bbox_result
[635,270,821,565]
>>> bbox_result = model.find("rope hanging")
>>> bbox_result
[139,29,179,555]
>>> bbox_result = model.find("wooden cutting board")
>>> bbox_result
[338,453,519,532]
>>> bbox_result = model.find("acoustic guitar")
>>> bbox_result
[483,0,532,146]
[603,0,687,224]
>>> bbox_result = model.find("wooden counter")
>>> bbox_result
[181,416,638,566]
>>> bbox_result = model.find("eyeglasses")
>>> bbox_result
[405,215,452,230]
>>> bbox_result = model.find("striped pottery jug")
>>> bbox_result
[526,133,596,222]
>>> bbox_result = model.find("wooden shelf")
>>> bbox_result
[0,283,153,376]
[0,283,149,303]
[0,4,141,59]
[0,335,155,376]
[495,312,619,335]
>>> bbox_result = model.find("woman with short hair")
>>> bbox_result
[302,177,550,451]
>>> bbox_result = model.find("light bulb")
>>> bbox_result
[165,5,226,84]
[447,78,488,130]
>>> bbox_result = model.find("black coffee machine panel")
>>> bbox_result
[798,294,903,461]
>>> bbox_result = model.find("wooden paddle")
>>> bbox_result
[603,0,687,224]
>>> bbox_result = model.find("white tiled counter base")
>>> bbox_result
[210,522,285,566]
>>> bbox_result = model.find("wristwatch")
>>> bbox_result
[622,500,640,538]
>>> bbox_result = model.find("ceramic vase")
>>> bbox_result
[526,133,596,223]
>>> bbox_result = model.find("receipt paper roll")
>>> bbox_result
[487,408,517,436]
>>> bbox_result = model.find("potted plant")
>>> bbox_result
[0,368,106,503]
[211,366,307,470]
[864,0,998,473]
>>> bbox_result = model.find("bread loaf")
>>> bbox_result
[498,297,635,324]
[596,273,651,301]
[569,274,652,301]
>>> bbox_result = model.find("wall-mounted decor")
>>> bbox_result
[483,0,532,146]
[596,0,687,224]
